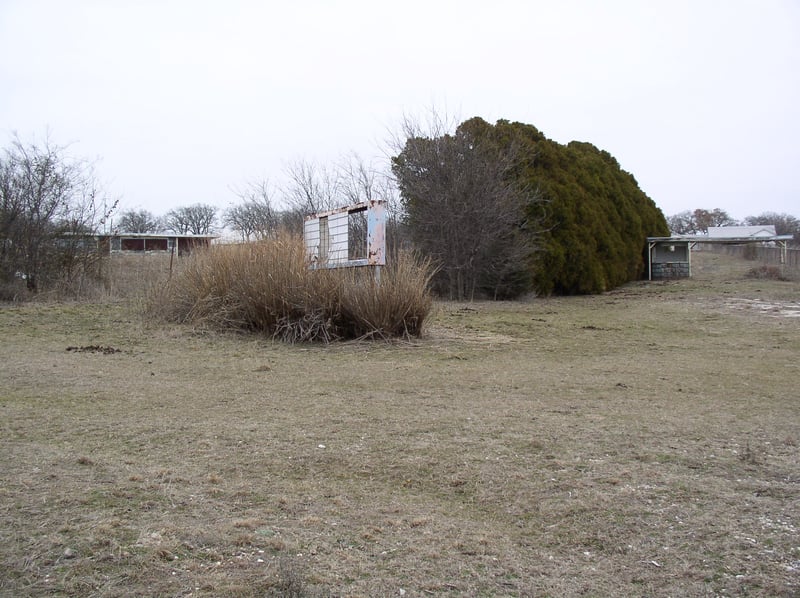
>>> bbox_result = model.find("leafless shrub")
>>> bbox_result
[266,557,311,597]
[0,279,26,302]
[0,133,117,294]
[738,440,761,465]
[745,264,789,281]
[145,234,434,342]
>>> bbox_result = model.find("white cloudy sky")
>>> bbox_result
[1,0,798,222]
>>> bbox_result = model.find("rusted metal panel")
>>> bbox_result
[367,201,386,266]
[304,200,386,269]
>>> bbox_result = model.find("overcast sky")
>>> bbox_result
[2,0,798,222]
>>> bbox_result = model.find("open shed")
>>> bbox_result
[646,231,793,280]
[647,238,693,279]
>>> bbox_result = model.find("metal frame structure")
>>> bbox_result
[304,200,386,269]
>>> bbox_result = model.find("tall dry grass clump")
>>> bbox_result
[146,235,434,342]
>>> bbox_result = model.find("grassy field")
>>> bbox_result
[1,251,798,597]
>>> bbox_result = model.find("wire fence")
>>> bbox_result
[708,243,799,270]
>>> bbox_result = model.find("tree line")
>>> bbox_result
[392,117,670,297]
[4,122,797,299]
[113,154,400,241]
[667,208,800,244]
[0,133,402,296]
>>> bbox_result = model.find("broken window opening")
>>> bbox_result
[348,207,368,261]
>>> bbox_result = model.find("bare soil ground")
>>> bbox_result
[1,252,798,597]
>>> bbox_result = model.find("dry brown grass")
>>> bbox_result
[1,251,799,596]
[145,237,434,342]
[102,252,180,299]
[745,264,792,281]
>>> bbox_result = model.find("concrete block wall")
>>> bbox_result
[652,262,690,279]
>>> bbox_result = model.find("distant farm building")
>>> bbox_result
[647,226,793,280]
[707,225,777,239]
[95,233,216,256]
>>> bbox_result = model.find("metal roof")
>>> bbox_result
[96,232,218,239]
[647,234,793,244]
[708,225,776,238]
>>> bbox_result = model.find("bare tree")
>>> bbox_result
[0,133,116,293]
[337,151,380,205]
[391,113,539,300]
[164,203,217,235]
[744,211,800,245]
[667,210,695,234]
[335,153,379,258]
[337,153,410,256]
[693,208,737,233]
[282,159,341,216]
[116,209,162,233]
[667,208,738,235]
[224,180,279,241]
[278,153,409,251]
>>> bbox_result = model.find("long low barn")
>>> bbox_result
[95,233,217,256]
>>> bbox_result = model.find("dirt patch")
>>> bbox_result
[725,298,800,318]
[66,344,123,354]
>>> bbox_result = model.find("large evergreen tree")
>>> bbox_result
[393,118,669,296]
[519,128,669,294]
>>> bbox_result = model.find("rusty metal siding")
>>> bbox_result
[367,201,386,265]
[304,200,386,269]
